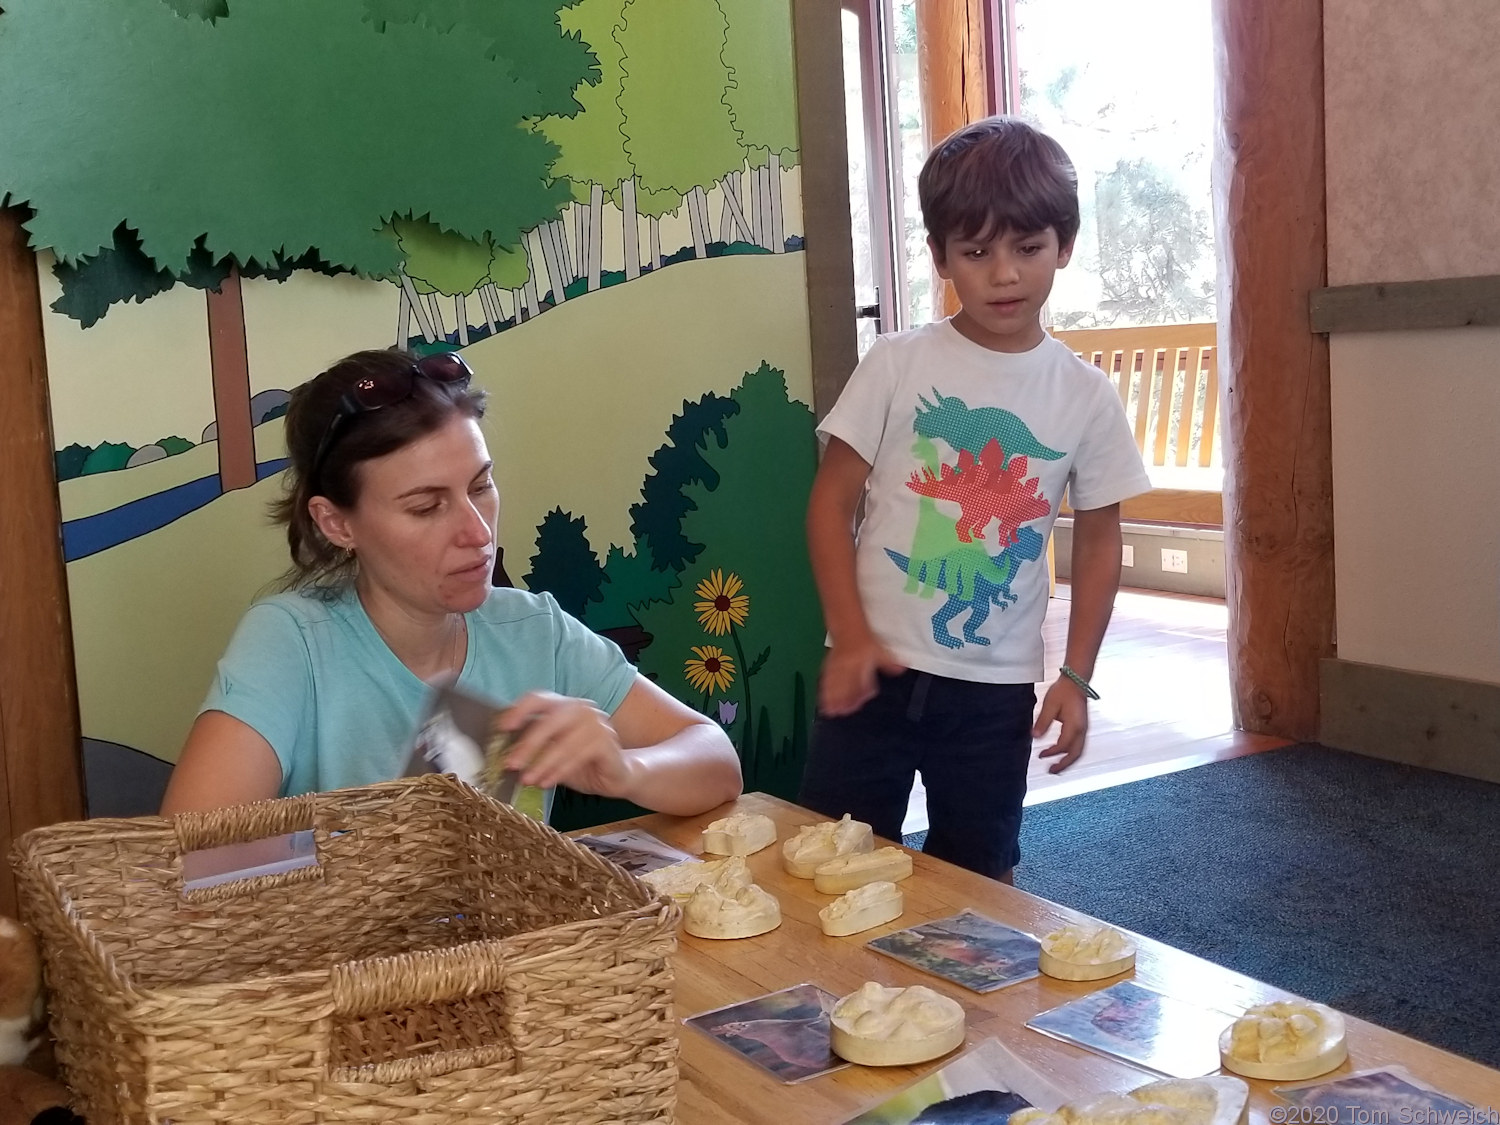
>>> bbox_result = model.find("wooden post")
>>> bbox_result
[793,0,859,419]
[916,0,990,317]
[0,207,85,915]
[1212,0,1335,739]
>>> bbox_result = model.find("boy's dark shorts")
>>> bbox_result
[798,669,1036,880]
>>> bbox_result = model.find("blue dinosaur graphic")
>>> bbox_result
[913,389,1064,467]
[885,525,1047,650]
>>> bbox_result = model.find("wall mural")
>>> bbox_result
[0,0,819,829]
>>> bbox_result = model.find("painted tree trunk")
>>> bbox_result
[769,152,785,253]
[687,186,709,258]
[536,225,568,305]
[759,165,775,250]
[399,272,438,343]
[475,284,497,334]
[424,291,447,337]
[649,215,662,270]
[588,182,605,291]
[521,268,540,318]
[574,200,587,277]
[750,165,767,248]
[512,288,528,322]
[454,292,470,346]
[720,170,754,243]
[205,267,257,492]
[395,284,411,348]
[548,219,572,287]
[622,176,642,281]
[488,283,511,325]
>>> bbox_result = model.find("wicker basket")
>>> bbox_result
[11,773,681,1125]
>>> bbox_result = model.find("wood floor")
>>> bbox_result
[903,583,1288,835]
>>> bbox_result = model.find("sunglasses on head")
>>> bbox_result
[309,351,474,493]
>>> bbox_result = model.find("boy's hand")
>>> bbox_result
[818,640,905,716]
[1033,676,1089,773]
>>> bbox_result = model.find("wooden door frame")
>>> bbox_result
[0,207,85,917]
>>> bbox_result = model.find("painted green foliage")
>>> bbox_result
[549,364,821,830]
[542,0,632,201]
[525,509,606,620]
[617,0,743,197]
[719,0,800,166]
[392,217,528,298]
[0,0,585,277]
[362,0,597,101]
[632,365,822,786]
[629,391,741,575]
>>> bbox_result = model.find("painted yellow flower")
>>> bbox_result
[693,569,750,635]
[684,645,736,694]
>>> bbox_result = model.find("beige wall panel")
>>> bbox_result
[1330,328,1500,682]
[1324,0,1500,285]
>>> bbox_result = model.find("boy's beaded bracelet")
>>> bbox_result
[1059,664,1100,700]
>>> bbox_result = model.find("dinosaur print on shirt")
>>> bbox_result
[885,403,1060,650]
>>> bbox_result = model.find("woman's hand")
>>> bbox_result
[496,691,642,798]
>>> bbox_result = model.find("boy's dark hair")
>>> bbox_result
[918,115,1080,257]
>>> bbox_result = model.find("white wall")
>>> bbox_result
[1325,0,1500,684]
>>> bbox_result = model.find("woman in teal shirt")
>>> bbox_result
[162,348,742,816]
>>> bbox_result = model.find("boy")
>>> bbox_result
[800,116,1151,882]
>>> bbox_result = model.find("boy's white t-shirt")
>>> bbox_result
[817,319,1152,683]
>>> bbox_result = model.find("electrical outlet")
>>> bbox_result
[1161,548,1189,574]
[1121,544,1134,567]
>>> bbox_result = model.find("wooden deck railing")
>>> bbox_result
[1053,323,1220,471]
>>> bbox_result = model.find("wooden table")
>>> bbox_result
[583,793,1500,1123]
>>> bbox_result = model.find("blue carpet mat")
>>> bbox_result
[905,744,1500,1068]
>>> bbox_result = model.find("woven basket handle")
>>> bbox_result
[329,942,512,1083]
[172,793,317,854]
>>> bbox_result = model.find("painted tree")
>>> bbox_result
[618,0,745,259]
[540,0,636,289]
[633,364,822,790]
[0,0,588,489]
[629,390,741,574]
[524,509,607,619]
[718,0,801,252]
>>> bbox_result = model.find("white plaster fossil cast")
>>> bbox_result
[701,812,777,857]
[1037,922,1137,981]
[782,814,874,879]
[812,846,913,894]
[818,880,904,937]
[829,982,966,1066]
[1011,1077,1250,1125]
[1219,1000,1348,1080]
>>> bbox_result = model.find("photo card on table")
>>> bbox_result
[1025,979,1233,1079]
[684,983,850,1084]
[867,910,1041,993]
[1275,1067,1476,1117]
[574,829,699,876]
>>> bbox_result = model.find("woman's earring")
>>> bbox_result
[344,546,355,561]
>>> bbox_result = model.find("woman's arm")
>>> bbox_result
[160,711,284,815]
[500,675,742,816]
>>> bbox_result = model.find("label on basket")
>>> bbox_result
[182,829,320,890]
[408,681,555,823]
